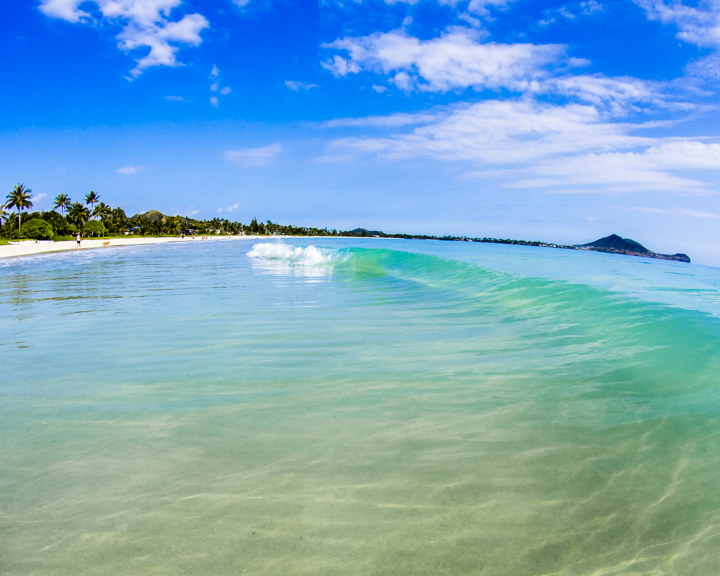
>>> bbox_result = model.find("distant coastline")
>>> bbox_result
[1,198,691,263]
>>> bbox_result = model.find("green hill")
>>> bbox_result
[131,210,197,228]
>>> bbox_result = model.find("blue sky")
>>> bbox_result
[3,0,720,262]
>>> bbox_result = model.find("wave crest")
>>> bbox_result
[247,242,335,266]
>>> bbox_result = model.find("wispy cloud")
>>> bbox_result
[285,80,319,91]
[117,165,144,175]
[323,112,437,128]
[329,100,653,163]
[325,99,720,192]
[34,193,48,202]
[164,95,187,101]
[39,0,210,77]
[322,28,678,114]
[224,143,283,166]
[631,206,718,217]
[635,0,720,49]
[209,66,231,106]
[227,203,239,212]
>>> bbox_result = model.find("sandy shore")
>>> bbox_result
[0,236,252,260]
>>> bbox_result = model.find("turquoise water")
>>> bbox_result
[2,238,720,575]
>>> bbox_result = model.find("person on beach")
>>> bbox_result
[76,233,81,249]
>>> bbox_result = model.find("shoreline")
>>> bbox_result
[0,235,258,260]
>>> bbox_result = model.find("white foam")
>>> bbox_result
[247,242,334,266]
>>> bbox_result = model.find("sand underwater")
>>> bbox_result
[2,237,720,575]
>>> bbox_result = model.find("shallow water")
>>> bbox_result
[2,238,720,575]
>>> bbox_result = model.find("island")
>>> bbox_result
[578,234,691,263]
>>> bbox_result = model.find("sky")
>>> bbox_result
[3,0,720,263]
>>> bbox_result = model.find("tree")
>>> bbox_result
[6,184,33,230]
[92,201,112,221]
[67,202,90,227]
[53,193,71,215]
[82,220,107,237]
[21,219,54,240]
[85,191,100,215]
[104,207,128,234]
[41,209,74,236]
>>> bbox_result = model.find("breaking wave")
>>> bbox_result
[247,242,336,266]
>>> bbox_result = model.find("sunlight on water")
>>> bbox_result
[2,239,720,575]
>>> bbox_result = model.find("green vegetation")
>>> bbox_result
[82,220,107,237]
[1,183,577,251]
[21,219,54,240]
[53,193,71,215]
[5,184,33,230]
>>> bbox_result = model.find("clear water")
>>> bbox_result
[2,238,720,575]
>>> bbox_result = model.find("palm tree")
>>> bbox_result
[85,191,100,215]
[0,203,8,226]
[68,202,90,227]
[92,201,112,221]
[6,184,33,230]
[54,193,72,215]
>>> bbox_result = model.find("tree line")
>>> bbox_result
[2,183,576,250]
[0,184,347,241]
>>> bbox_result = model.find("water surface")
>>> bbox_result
[2,238,720,575]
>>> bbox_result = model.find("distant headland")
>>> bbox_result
[578,234,690,263]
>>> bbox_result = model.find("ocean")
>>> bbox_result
[2,237,720,575]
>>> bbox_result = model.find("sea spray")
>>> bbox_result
[247,242,336,266]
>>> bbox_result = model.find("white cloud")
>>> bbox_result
[227,203,239,212]
[466,0,517,17]
[325,100,720,192]
[211,64,219,77]
[164,95,186,101]
[508,151,708,192]
[330,100,654,164]
[34,193,48,202]
[39,0,209,77]
[210,81,219,92]
[210,96,219,107]
[323,111,437,128]
[285,80,320,91]
[507,141,720,191]
[581,0,603,14]
[224,143,283,166]
[117,165,144,175]
[221,86,232,95]
[322,28,676,113]
[633,206,667,214]
[677,208,718,217]
[372,84,388,93]
[322,29,565,93]
[381,0,514,16]
[631,206,718,217]
[187,209,200,216]
[38,0,89,22]
[635,0,720,48]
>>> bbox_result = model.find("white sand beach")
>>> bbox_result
[0,235,252,260]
